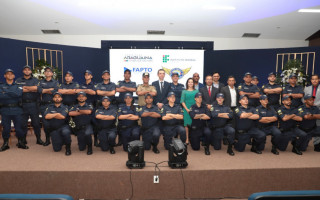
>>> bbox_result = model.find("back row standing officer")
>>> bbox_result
[16,65,44,145]
[38,66,59,146]
[96,70,116,108]
[116,69,137,105]
[169,72,185,104]
[58,71,79,108]
[238,72,260,107]
[282,74,304,108]
[136,72,157,107]
[0,69,28,151]
[262,72,282,110]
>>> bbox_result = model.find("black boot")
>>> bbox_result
[314,144,320,152]
[204,145,210,155]
[94,134,99,147]
[223,137,228,145]
[292,141,302,155]
[227,144,234,156]
[36,135,44,145]
[0,138,10,152]
[43,133,51,146]
[65,144,72,156]
[152,144,160,154]
[87,144,93,155]
[271,145,279,155]
[23,134,28,144]
[250,140,262,154]
[110,146,115,154]
[17,138,29,149]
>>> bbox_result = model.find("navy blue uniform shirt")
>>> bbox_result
[96,82,116,102]
[95,107,117,129]
[256,105,277,127]
[169,83,185,104]
[262,83,281,106]
[161,103,184,126]
[0,82,23,115]
[69,103,93,127]
[59,82,80,106]
[298,105,320,130]
[16,76,40,102]
[209,103,233,128]
[189,103,211,128]
[238,83,260,107]
[116,80,137,100]
[277,105,299,130]
[80,81,96,105]
[38,79,59,103]
[118,104,139,127]
[44,104,69,128]
[282,84,304,108]
[234,106,258,131]
[139,105,160,128]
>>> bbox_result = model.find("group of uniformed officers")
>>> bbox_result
[0,66,319,157]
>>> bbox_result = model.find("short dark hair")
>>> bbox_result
[205,74,213,79]
[227,75,235,80]
[311,74,319,79]
[186,78,195,90]
[158,69,165,74]
[212,72,220,76]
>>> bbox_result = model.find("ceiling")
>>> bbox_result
[1,0,320,40]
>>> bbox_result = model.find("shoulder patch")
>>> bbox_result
[210,107,214,111]
[238,85,242,89]
[277,109,282,115]
[235,108,239,113]
[262,85,265,89]
[283,87,285,90]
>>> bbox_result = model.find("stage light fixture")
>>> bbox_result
[126,140,145,169]
[168,138,188,169]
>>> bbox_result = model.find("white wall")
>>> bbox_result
[0,35,308,50]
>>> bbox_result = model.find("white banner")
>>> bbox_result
[109,49,204,88]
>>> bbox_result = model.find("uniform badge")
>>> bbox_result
[210,107,214,111]
[262,85,265,89]
[235,108,239,113]
[238,85,242,89]
[277,110,282,115]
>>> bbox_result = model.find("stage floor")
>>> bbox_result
[0,132,320,200]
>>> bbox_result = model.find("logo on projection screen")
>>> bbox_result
[124,67,152,73]
[162,67,191,79]
[124,55,153,62]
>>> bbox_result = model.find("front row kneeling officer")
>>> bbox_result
[208,93,235,156]
[257,95,282,155]
[95,96,117,154]
[277,95,307,155]
[69,92,94,155]
[189,92,211,153]
[162,92,186,150]
[139,93,161,154]
[234,95,266,154]
[297,94,320,152]
[44,92,72,156]
[118,93,140,151]
[0,69,28,152]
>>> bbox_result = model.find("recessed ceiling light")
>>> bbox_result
[298,9,320,13]
[203,6,236,10]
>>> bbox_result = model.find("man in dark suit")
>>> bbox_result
[200,75,219,110]
[221,75,239,109]
[152,69,170,109]
[212,72,225,92]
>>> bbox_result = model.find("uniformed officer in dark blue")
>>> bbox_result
[78,70,98,146]
[251,76,263,95]
[79,70,96,106]
[207,93,235,156]
[282,74,304,108]
[38,66,59,146]
[69,92,94,155]
[0,69,28,151]
[96,70,116,108]
[95,96,117,154]
[58,71,79,107]
[162,92,186,150]
[277,95,307,155]
[238,72,260,107]
[234,95,266,154]
[189,92,211,152]
[139,94,161,153]
[44,92,72,156]
[118,93,140,151]
[256,95,282,155]
[16,65,44,145]
[169,73,185,104]
[116,69,137,105]
[262,72,282,110]
[297,94,320,152]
